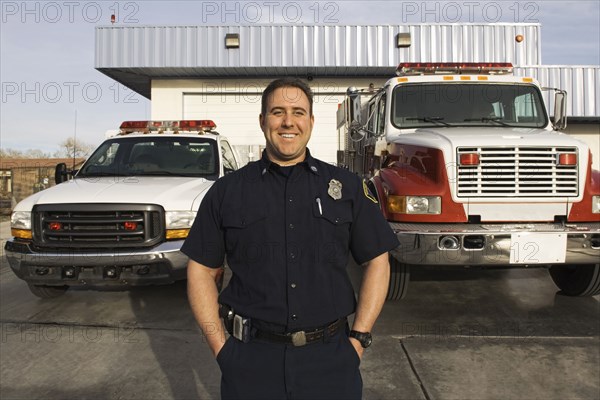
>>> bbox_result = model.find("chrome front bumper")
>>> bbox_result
[389,222,600,267]
[4,239,189,286]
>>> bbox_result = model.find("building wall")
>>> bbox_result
[8,166,54,206]
[97,24,541,72]
[0,159,85,212]
[151,78,386,164]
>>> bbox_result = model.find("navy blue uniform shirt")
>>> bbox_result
[181,149,399,331]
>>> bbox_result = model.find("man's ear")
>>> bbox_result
[259,114,265,130]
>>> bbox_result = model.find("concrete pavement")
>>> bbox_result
[1,220,599,399]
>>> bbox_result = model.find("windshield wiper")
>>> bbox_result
[77,172,131,177]
[464,117,512,127]
[407,117,452,127]
[133,171,184,176]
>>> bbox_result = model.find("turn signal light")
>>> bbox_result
[558,153,577,166]
[166,229,190,240]
[11,229,32,240]
[387,195,407,214]
[460,153,480,166]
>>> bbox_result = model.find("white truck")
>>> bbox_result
[5,120,240,298]
[338,63,600,300]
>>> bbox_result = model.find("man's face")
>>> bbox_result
[260,86,314,166]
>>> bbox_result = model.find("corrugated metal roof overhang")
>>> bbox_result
[98,67,396,99]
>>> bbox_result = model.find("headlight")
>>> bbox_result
[11,211,32,230]
[165,211,196,229]
[593,196,600,214]
[387,196,441,214]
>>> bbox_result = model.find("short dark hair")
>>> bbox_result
[261,78,314,116]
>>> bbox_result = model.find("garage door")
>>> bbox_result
[183,92,345,165]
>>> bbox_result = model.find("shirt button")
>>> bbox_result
[289,223,294,229]
[290,283,297,288]
[289,197,293,202]
[291,314,298,320]
[290,253,296,259]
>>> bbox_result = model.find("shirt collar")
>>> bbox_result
[258,149,320,177]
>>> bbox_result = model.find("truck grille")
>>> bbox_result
[456,147,579,198]
[32,204,164,249]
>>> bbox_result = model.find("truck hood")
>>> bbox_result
[14,176,214,212]
[392,127,588,149]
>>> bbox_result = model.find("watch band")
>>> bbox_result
[349,330,373,348]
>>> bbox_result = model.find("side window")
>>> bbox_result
[367,101,377,133]
[376,94,387,135]
[221,141,238,175]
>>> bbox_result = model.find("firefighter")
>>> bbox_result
[183,78,399,399]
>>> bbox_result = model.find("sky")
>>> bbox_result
[1,0,599,155]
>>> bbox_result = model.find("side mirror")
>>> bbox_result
[347,87,362,126]
[55,163,68,184]
[553,89,567,130]
[349,121,367,142]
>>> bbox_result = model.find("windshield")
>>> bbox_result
[392,83,548,129]
[77,136,219,178]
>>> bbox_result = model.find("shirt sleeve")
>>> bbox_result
[349,176,400,265]
[180,181,226,268]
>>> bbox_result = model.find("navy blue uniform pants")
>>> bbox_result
[216,329,362,400]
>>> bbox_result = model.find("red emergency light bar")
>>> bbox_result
[119,120,217,135]
[397,63,514,76]
[180,120,216,130]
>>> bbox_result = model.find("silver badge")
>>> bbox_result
[328,179,342,200]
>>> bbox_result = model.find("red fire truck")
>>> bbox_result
[338,63,600,300]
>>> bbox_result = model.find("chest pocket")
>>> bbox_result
[222,210,267,258]
[313,196,353,248]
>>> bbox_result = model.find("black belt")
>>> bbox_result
[219,304,346,347]
[255,318,346,347]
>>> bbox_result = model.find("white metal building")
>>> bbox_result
[95,24,599,166]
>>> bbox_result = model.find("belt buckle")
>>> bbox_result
[290,331,307,347]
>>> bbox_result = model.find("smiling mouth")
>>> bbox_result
[280,134,297,139]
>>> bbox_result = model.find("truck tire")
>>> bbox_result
[549,264,600,296]
[27,284,69,298]
[387,255,410,300]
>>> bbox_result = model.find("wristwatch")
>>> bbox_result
[349,330,373,348]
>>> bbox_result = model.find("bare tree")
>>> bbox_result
[0,148,52,158]
[54,138,94,159]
